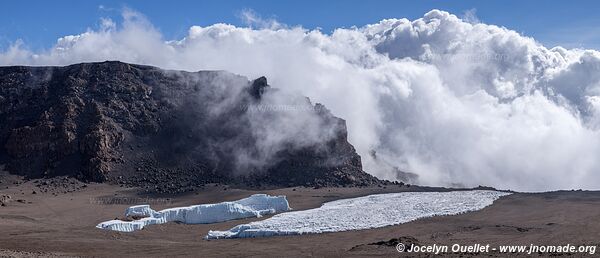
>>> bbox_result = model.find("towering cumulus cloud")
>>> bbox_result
[2,9,600,191]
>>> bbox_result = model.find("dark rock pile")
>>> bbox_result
[0,61,381,193]
[0,194,10,206]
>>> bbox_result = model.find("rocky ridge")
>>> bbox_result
[0,61,381,193]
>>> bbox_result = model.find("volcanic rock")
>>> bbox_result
[0,61,380,193]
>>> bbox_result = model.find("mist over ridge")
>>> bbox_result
[2,9,600,191]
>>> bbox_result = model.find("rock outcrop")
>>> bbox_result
[0,61,380,192]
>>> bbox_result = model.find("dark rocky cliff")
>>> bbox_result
[0,61,379,193]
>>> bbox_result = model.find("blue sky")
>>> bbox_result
[1,0,600,50]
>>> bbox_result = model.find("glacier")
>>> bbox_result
[96,194,290,232]
[206,190,510,239]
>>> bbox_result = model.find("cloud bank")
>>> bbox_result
[2,9,600,191]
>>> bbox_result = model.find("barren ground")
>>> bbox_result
[1,173,599,257]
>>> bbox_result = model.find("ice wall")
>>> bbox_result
[96,194,290,232]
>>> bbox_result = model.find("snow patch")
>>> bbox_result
[206,190,510,239]
[96,194,290,232]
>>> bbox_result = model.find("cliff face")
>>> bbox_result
[0,61,378,192]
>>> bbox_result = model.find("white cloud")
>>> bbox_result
[461,8,480,24]
[238,9,284,30]
[2,9,600,191]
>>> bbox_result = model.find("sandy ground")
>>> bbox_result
[1,175,600,257]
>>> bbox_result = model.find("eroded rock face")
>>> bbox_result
[0,61,379,192]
